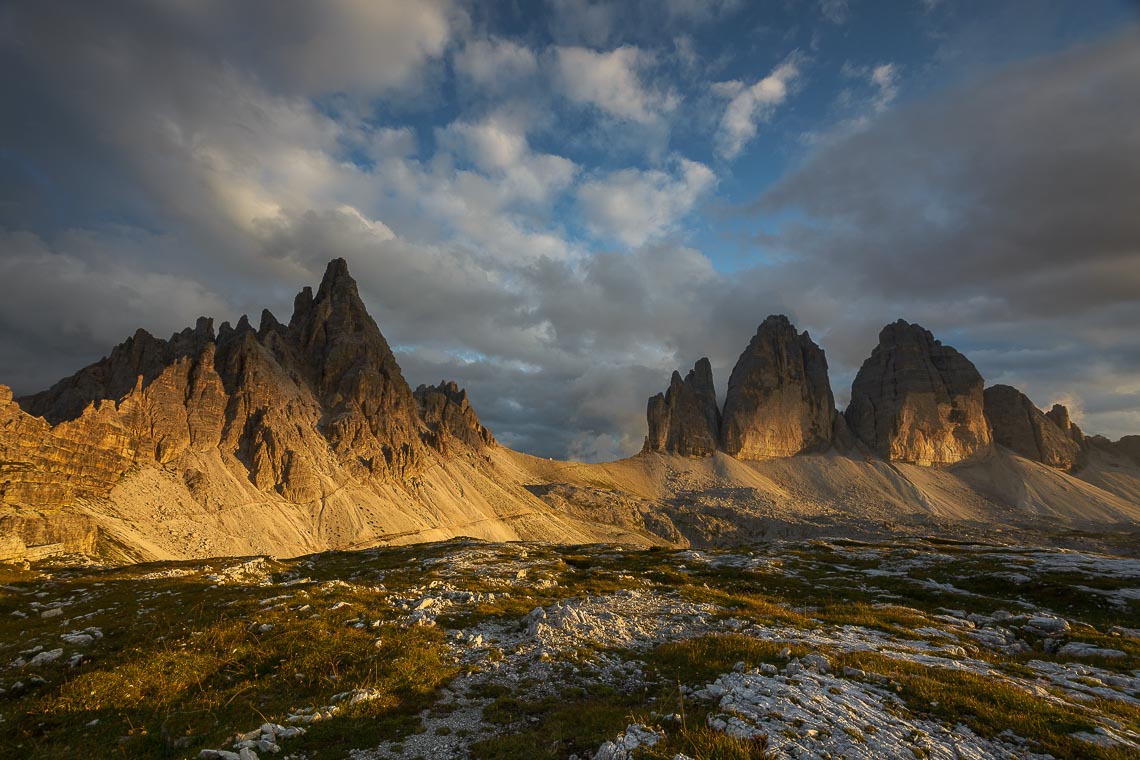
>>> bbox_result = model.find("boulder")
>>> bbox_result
[846,320,992,466]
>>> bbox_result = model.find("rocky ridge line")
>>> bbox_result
[644,358,720,457]
[2,259,492,513]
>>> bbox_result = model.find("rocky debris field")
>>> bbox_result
[0,538,1138,759]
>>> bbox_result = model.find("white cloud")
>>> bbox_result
[552,45,676,125]
[576,157,715,247]
[810,60,902,143]
[453,37,538,91]
[870,63,900,111]
[437,116,579,206]
[715,56,802,159]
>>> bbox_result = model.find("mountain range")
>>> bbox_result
[2,258,1138,563]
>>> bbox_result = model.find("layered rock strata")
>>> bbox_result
[984,385,1085,470]
[645,359,721,457]
[415,381,495,453]
[720,315,836,459]
[3,259,489,512]
[846,320,992,466]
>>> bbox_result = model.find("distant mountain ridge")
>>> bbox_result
[644,314,1136,475]
[2,258,1139,564]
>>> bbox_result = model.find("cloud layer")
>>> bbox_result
[1,1,1137,459]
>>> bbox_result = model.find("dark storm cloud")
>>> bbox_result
[745,27,1140,439]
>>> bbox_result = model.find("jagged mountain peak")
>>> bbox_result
[7,258,497,512]
[645,357,721,457]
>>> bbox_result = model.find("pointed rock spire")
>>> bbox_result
[645,358,721,457]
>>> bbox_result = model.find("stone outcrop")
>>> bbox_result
[720,315,836,459]
[415,381,495,453]
[1045,404,1089,450]
[846,320,992,466]
[645,358,720,457]
[3,258,494,515]
[1103,435,1140,466]
[983,385,1084,470]
[0,384,135,508]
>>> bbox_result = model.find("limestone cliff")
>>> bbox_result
[415,381,495,453]
[12,259,434,507]
[645,358,720,457]
[984,385,1085,470]
[846,320,992,466]
[720,315,836,459]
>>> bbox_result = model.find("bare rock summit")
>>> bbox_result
[846,320,992,466]
[984,385,1085,470]
[3,258,488,515]
[719,315,836,459]
[644,358,721,457]
[415,380,495,453]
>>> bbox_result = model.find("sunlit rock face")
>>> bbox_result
[719,315,836,460]
[984,385,1085,470]
[3,258,494,512]
[415,380,495,454]
[645,358,721,457]
[846,320,992,466]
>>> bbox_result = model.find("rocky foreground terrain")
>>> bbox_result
[1,537,1138,759]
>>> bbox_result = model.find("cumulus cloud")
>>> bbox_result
[453,37,538,91]
[437,116,579,206]
[715,55,803,159]
[576,158,716,247]
[553,45,676,125]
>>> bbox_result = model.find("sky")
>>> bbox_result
[1,0,1139,461]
